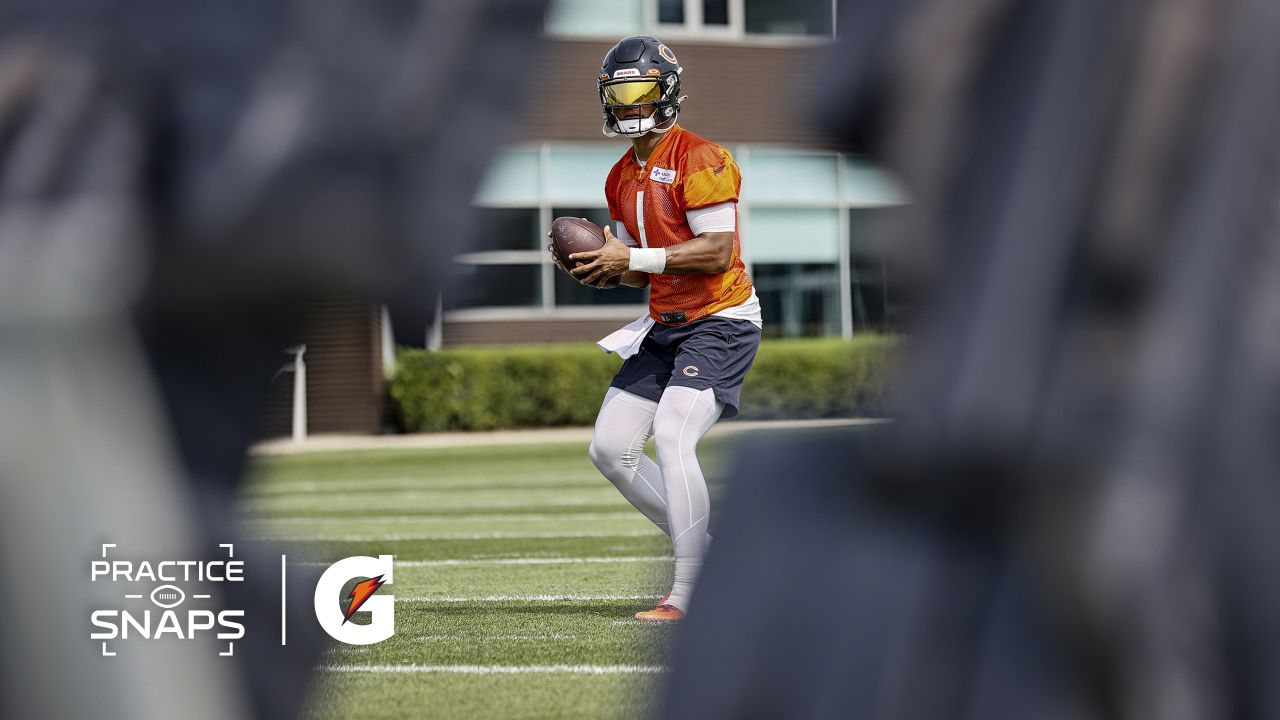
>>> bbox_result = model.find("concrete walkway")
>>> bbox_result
[251,418,888,456]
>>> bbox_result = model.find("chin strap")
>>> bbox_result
[601,94,686,137]
[603,98,686,138]
[604,113,681,139]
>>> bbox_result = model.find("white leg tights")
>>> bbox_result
[589,388,670,535]
[589,386,723,612]
[652,386,723,611]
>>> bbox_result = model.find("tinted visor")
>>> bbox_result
[602,79,663,107]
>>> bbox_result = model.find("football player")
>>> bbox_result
[548,36,762,622]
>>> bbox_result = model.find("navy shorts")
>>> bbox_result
[610,316,762,419]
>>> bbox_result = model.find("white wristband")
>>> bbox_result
[629,247,667,274]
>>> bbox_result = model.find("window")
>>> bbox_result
[745,208,840,264]
[744,0,832,37]
[658,0,685,24]
[649,0,834,39]
[470,208,541,252]
[753,263,841,337]
[848,207,906,331]
[652,0,737,36]
[445,263,541,310]
[545,0,645,37]
[703,0,729,25]
[456,143,907,337]
[447,208,543,309]
[848,250,889,332]
[555,272,649,306]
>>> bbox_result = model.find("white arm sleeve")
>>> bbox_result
[615,221,638,247]
[686,201,737,235]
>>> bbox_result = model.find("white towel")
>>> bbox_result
[596,315,655,359]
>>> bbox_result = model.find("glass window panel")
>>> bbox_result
[546,0,644,36]
[840,157,909,206]
[752,263,841,337]
[744,0,832,36]
[444,264,541,310]
[658,0,685,24]
[745,208,839,263]
[554,273,649,306]
[470,208,540,252]
[745,151,838,204]
[547,146,625,205]
[703,0,729,25]
[474,148,540,206]
[848,207,908,330]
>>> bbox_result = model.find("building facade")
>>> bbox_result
[442,0,907,345]
[266,0,907,436]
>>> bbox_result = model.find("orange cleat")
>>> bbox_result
[635,603,684,622]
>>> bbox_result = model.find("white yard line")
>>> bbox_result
[244,488,622,505]
[482,634,577,641]
[396,594,660,603]
[412,634,584,643]
[244,512,643,525]
[295,556,671,568]
[319,664,669,674]
[242,496,627,513]
[254,530,663,542]
[246,477,602,496]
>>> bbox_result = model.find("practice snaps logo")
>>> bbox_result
[90,543,245,657]
[314,554,395,645]
[89,546,395,656]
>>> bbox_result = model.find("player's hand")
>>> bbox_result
[545,229,576,278]
[546,239,602,287]
[569,226,630,287]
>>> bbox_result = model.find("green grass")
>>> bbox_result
[242,440,734,720]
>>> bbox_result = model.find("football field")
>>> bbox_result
[242,439,733,720]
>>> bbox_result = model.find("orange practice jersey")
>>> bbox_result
[605,125,754,325]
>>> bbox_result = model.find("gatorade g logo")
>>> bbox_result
[314,555,395,645]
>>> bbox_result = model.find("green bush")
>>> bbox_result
[743,335,898,420]
[391,335,899,432]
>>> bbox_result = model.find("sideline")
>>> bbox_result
[319,664,669,674]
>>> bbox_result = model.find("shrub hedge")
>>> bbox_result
[391,335,898,432]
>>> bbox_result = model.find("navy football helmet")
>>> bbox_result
[598,36,685,137]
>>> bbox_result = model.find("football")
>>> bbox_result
[550,217,620,289]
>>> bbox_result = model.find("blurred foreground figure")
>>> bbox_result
[665,1,1280,718]
[0,2,546,719]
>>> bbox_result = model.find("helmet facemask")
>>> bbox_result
[600,72,684,138]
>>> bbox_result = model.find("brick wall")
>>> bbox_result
[518,38,830,145]
[261,297,384,437]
